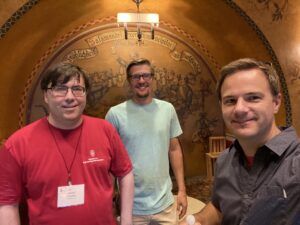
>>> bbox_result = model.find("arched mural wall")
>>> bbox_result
[23,20,224,177]
[0,0,290,176]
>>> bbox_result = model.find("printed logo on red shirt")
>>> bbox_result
[83,149,104,164]
[89,149,96,157]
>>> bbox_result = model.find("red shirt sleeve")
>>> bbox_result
[0,144,22,204]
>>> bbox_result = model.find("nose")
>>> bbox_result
[137,76,146,82]
[233,98,248,115]
[64,88,76,100]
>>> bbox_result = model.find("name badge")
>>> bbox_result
[57,184,85,208]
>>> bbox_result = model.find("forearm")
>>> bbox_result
[169,137,187,219]
[194,202,222,225]
[0,204,20,225]
[169,140,186,193]
[179,202,222,225]
[118,171,134,225]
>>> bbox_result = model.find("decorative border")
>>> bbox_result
[0,0,40,39]
[224,0,292,126]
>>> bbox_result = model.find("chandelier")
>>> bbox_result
[117,0,159,43]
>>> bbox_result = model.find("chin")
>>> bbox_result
[229,126,255,137]
[136,93,149,98]
[235,131,259,140]
[63,114,82,121]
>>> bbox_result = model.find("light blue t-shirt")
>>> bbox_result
[105,98,183,215]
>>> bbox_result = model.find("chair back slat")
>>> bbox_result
[209,136,226,154]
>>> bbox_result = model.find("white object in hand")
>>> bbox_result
[186,214,196,225]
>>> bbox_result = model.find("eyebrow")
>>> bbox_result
[131,72,151,75]
[244,92,264,96]
[222,91,264,98]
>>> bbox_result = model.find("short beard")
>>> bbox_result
[136,92,149,98]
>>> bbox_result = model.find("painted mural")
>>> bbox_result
[27,25,224,175]
[244,0,289,22]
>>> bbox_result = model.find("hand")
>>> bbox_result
[177,191,188,219]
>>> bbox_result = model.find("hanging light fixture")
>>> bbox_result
[117,0,159,43]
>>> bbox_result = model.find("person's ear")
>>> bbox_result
[273,93,281,114]
[44,91,49,104]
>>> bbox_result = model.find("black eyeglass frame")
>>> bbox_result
[47,85,87,97]
[129,73,153,81]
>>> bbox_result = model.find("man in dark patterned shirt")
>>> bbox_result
[180,58,300,225]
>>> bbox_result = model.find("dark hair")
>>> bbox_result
[126,58,154,79]
[40,63,90,91]
[216,58,280,100]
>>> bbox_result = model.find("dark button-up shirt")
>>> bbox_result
[212,127,300,225]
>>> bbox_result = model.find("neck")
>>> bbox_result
[132,96,153,105]
[238,141,259,157]
[47,115,83,130]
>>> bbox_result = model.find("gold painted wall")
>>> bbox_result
[0,0,292,177]
[235,0,299,134]
[0,0,27,24]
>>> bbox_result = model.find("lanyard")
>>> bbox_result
[48,121,83,186]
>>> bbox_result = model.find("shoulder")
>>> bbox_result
[266,126,300,156]
[280,126,299,143]
[153,98,171,105]
[83,115,116,132]
[7,118,46,142]
[4,118,48,154]
[153,98,174,109]
[281,127,300,170]
[83,115,112,127]
[111,101,128,109]
[107,101,129,114]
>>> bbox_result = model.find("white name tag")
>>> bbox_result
[57,184,85,208]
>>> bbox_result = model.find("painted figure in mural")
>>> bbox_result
[106,58,188,225]
[180,58,300,225]
[0,63,134,225]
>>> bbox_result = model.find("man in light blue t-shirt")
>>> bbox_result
[106,58,187,225]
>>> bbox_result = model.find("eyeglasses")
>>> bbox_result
[47,85,86,97]
[130,73,152,81]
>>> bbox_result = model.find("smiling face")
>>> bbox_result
[128,64,153,105]
[220,68,281,145]
[44,75,86,129]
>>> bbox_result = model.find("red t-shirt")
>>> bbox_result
[0,116,132,225]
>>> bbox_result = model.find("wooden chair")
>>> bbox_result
[205,136,226,179]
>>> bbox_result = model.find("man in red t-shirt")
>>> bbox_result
[0,63,134,225]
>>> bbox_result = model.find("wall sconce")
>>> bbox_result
[117,0,159,43]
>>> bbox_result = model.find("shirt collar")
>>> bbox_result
[229,126,297,157]
[264,126,297,156]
